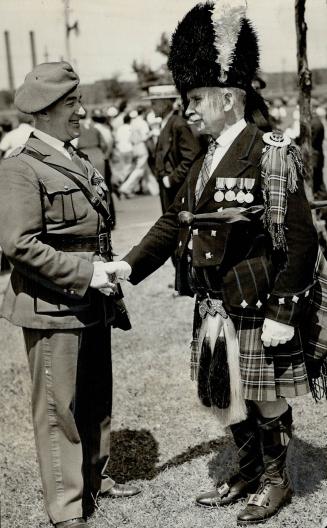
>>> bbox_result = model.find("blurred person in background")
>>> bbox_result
[270,97,287,129]
[285,99,325,195]
[311,98,325,195]
[146,84,201,215]
[0,111,34,159]
[118,107,156,197]
[110,113,134,191]
[91,108,116,226]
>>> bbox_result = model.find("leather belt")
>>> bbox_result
[41,232,111,255]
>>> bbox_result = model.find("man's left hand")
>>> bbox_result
[261,318,295,347]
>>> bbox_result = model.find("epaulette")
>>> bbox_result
[262,130,291,147]
[6,145,26,158]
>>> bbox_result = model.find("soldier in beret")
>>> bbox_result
[106,1,320,525]
[0,62,140,528]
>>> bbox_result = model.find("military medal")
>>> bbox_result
[244,178,255,203]
[224,178,237,202]
[214,177,225,202]
[236,178,246,203]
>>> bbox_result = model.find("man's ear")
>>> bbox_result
[223,91,233,112]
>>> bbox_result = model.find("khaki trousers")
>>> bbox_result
[23,323,114,523]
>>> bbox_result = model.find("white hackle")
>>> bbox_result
[211,0,247,82]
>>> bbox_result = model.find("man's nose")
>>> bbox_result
[185,104,194,117]
[76,105,86,117]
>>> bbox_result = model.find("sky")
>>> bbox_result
[0,0,326,91]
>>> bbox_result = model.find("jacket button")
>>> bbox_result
[63,288,68,293]
[69,289,75,295]
[64,185,69,190]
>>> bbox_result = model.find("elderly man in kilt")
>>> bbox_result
[107,1,320,525]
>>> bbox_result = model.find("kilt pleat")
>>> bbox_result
[231,312,310,401]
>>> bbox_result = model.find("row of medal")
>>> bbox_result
[214,177,255,204]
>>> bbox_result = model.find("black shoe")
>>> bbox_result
[237,471,292,525]
[102,482,141,498]
[196,473,261,507]
[55,519,87,528]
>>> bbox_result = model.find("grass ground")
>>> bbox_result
[1,195,327,528]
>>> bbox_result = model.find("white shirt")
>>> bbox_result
[0,123,35,158]
[33,129,71,159]
[209,118,247,176]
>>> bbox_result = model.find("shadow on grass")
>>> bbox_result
[108,430,327,499]
[108,428,230,482]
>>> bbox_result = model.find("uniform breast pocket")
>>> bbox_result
[44,186,88,224]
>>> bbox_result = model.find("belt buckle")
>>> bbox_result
[98,232,109,255]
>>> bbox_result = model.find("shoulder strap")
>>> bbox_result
[24,148,112,230]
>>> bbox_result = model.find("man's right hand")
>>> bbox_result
[89,261,132,296]
[90,261,116,292]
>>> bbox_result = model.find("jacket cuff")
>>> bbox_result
[66,258,94,298]
[265,286,312,326]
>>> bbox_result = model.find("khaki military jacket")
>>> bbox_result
[0,135,109,329]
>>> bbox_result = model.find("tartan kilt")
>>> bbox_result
[230,312,310,401]
[192,302,310,404]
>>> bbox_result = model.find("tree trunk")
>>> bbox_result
[295,0,313,200]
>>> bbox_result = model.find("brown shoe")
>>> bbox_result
[55,519,87,528]
[196,473,261,507]
[237,471,292,525]
[103,483,141,498]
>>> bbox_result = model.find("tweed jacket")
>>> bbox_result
[124,123,319,327]
[0,135,111,329]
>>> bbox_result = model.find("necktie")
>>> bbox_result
[64,142,89,177]
[64,142,108,198]
[195,138,217,205]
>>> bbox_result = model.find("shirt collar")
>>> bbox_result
[216,118,247,147]
[33,129,69,156]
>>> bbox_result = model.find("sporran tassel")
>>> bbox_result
[194,301,247,426]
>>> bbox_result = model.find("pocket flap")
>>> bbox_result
[192,225,230,267]
[40,174,82,195]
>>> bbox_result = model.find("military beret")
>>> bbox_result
[15,61,80,114]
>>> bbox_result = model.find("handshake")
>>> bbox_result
[90,260,132,296]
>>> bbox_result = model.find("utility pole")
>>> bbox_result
[63,0,79,63]
[4,30,15,93]
[29,31,37,68]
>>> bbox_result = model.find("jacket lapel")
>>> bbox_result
[156,114,175,161]
[195,124,259,211]
[186,153,205,211]
[25,137,87,179]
